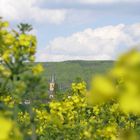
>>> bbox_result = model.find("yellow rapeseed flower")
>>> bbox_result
[32,64,44,75]
[0,117,12,140]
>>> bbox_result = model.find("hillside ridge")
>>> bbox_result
[40,60,114,88]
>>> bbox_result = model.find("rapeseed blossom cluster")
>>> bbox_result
[72,81,87,95]
[32,64,44,75]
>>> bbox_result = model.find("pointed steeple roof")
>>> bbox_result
[50,74,55,83]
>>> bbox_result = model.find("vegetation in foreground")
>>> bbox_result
[0,19,140,140]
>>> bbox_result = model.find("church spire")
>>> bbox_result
[49,74,56,95]
[51,74,55,83]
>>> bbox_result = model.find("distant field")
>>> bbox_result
[40,60,114,89]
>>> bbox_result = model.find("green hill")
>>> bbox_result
[41,60,114,89]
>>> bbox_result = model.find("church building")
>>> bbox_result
[49,75,56,99]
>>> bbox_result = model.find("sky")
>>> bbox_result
[0,0,140,61]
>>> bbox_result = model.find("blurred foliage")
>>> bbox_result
[0,19,140,140]
[89,49,140,115]
[0,18,48,140]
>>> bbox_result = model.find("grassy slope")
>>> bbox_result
[41,60,114,89]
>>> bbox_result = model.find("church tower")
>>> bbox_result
[49,75,56,98]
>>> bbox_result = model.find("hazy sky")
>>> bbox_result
[0,0,140,61]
